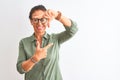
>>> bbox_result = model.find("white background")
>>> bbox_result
[0,0,120,80]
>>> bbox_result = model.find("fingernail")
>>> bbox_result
[51,43,53,45]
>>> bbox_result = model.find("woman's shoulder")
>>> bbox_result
[19,34,35,43]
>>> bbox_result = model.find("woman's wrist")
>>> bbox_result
[31,55,40,63]
[55,11,62,20]
[30,57,38,63]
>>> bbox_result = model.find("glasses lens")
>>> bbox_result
[40,18,47,24]
[32,18,39,23]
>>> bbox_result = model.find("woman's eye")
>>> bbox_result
[40,18,47,23]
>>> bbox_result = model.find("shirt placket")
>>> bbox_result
[41,37,46,80]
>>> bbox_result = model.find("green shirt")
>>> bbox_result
[16,20,78,80]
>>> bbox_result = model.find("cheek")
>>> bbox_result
[31,22,36,28]
[43,26,47,30]
[43,23,48,27]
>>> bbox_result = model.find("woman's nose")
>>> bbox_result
[37,21,42,25]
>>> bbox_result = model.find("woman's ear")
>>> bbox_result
[30,19,33,25]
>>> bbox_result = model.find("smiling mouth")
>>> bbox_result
[37,26,44,30]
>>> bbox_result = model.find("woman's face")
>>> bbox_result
[30,10,48,34]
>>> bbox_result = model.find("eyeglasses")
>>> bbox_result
[31,18,48,24]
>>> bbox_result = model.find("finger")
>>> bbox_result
[44,14,49,19]
[45,53,47,56]
[44,10,50,18]
[47,22,50,28]
[44,43,53,49]
[44,12,51,28]
[36,41,40,49]
[45,10,53,20]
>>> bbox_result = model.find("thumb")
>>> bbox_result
[47,22,50,28]
[36,41,40,48]
[44,43,53,49]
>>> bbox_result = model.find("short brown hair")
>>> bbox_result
[29,5,47,19]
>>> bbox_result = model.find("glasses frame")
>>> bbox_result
[31,18,48,24]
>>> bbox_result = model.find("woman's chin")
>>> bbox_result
[36,30,45,34]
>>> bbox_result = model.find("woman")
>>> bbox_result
[16,5,78,80]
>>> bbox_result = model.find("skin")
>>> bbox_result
[21,9,72,72]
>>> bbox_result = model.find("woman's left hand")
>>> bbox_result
[44,9,58,27]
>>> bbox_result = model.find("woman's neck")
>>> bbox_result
[34,32,44,41]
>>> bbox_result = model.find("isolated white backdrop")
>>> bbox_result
[0,0,120,80]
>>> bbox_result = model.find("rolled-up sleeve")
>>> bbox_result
[16,40,27,74]
[56,19,78,44]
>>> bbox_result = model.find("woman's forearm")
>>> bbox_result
[56,12,71,27]
[21,58,36,72]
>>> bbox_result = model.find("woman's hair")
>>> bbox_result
[29,5,47,19]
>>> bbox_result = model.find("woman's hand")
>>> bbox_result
[44,9,58,27]
[33,41,53,62]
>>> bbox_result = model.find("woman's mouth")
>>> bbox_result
[37,26,44,30]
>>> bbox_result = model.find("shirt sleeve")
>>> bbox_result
[16,40,27,74]
[56,19,78,44]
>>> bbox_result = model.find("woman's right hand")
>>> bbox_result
[33,41,53,62]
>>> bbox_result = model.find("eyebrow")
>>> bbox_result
[32,18,45,19]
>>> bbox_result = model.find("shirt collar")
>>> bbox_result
[30,32,49,42]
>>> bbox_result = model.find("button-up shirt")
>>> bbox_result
[16,20,78,80]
